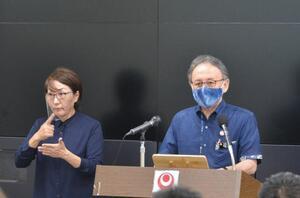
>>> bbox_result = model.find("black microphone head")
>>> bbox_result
[150,115,161,127]
[218,115,228,126]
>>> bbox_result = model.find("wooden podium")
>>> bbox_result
[93,165,261,198]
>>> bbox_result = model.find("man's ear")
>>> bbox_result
[190,82,194,89]
[222,79,230,93]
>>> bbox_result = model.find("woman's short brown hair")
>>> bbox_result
[44,67,82,109]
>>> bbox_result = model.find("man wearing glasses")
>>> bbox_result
[159,55,262,174]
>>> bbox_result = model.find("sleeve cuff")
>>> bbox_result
[21,143,37,157]
[240,154,263,161]
[79,158,89,172]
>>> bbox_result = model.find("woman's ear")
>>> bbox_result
[74,91,80,103]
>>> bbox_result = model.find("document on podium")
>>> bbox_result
[152,154,209,169]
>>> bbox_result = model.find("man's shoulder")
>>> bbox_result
[173,105,198,119]
[224,102,255,118]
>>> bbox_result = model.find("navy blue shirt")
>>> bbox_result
[15,112,104,198]
[159,101,262,169]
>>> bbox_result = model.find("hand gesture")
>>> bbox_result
[38,138,70,159]
[36,113,56,141]
[29,113,55,148]
[38,138,81,168]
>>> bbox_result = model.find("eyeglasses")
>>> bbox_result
[46,92,73,100]
[192,79,226,88]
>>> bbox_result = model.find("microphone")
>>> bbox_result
[124,116,161,136]
[218,115,236,170]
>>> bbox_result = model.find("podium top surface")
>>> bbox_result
[152,154,209,169]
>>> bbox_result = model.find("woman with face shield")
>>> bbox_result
[15,67,104,198]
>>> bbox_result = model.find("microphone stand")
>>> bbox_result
[223,129,236,170]
[140,130,146,167]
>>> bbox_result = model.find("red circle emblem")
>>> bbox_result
[157,172,174,190]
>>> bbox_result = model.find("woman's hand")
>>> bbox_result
[29,113,55,148]
[38,138,81,168]
[38,138,69,159]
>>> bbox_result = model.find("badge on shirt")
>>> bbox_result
[215,138,228,150]
[219,130,225,136]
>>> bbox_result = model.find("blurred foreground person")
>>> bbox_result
[153,186,202,198]
[259,172,300,198]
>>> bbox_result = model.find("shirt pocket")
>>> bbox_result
[214,139,238,164]
[214,148,230,164]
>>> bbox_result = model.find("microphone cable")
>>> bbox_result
[112,134,127,165]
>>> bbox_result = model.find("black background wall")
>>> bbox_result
[0,0,300,145]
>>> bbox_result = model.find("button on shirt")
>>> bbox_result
[159,101,262,169]
[15,112,104,198]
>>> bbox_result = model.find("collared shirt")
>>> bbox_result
[159,101,262,169]
[15,112,104,198]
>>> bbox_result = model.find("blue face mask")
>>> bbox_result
[192,87,223,108]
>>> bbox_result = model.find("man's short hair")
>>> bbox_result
[153,186,202,198]
[187,55,229,83]
[259,172,300,198]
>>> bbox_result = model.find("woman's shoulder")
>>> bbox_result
[34,116,48,125]
[75,112,101,125]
